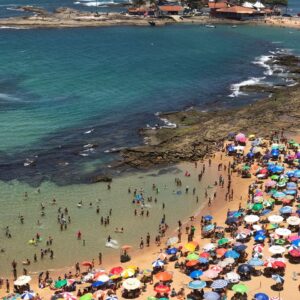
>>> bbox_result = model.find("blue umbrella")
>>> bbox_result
[254,293,269,300]
[204,215,213,221]
[273,191,286,198]
[92,281,105,288]
[256,230,266,235]
[188,280,206,289]
[254,235,266,242]
[271,274,284,283]
[247,152,255,159]
[211,279,228,289]
[248,257,264,266]
[261,209,271,216]
[189,270,203,279]
[166,247,178,255]
[286,182,297,189]
[198,257,209,264]
[203,291,221,300]
[225,250,240,259]
[106,296,118,300]
[284,189,297,195]
[237,264,254,274]
[233,244,247,252]
[291,239,300,247]
[293,170,300,178]
[152,260,164,268]
[280,206,293,214]
[21,292,35,300]
[203,224,215,232]
[286,171,295,177]
[225,217,238,225]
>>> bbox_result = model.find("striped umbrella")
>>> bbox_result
[203,291,221,300]
[152,260,164,268]
[21,292,35,300]
[211,279,228,289]
[188,280,206,290]
[105,295,118,300]
[271,274,284,283]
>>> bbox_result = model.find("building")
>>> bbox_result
[158,5,184,16]
[215,5,264,20]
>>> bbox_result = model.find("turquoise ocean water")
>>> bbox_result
[0,24,300,185]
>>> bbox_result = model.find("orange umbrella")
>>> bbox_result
[122,245,132,250]
[155,271,173,282]
[93,271,106,279]
[216,248,227,257]
[186,260,199,267]
[81,261,93,267]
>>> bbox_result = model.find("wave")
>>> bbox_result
[0,93,21,102]
[253,55,273,76]
[229,77,265,98]
[0,26,29,30]
[159,117,177,129]
[75,0,116,6]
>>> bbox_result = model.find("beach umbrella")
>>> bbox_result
[289,249,300,257]
[154,284,170,294]
[248,257,264,266]
[204,215,213,221]
[92,281,105,288]
[284,189,297,195]
[184,242,197,252]
[203,224,215,232]
[109,266,123,275]
[265,180,277,187]
[235,133,246,143]
[60,293,76,300]
[20,292,35,300]
[268,215,284,224]
[252,203,263,212]
[203,291,221,300]
[198,257,209,265]
[253,244,264,252]
[275,228,291,237]
[155,271,172,282]
[254,234,266,242]
[166,236,178,246]
[223,257,235,264]
[105,295,118,300]
[217,260,230,268]
[14,276,31,286]
[293,170,300,178]
[200,252,210,258]
[291,239,300,247]
[203,243,216,252]
[254,293,269,300]
[121,269,135,278]
[203,269,219,279]
[93,291,105,300]
[187,253,199,261]
[95,274,110,282]
[225,217,238,225]
[166,247,178,255]
[237,264,253,274]
[286,182,297,189]
[275,238,286,245]
[216,248,227,257]
[288,234,300,242]
[211,279,228,289]
[254,196,264,203]
[271,274,284,283]
[235,233,247,241]
[80,294,93,300]
[244,215,259,223]
[280,206,293,214]
[81,261,93,267]
[189,270,203,279]
[225,250,240,259]
[122,278,141,290]
[218,238,229,246]
[232,283,248,294]
[188,280,206,290]
[121,245,132,251]
[152,260,164,268]
[187,260,200,267]
[210,265,223,273]
[268,245,285,255]
[224,272,240,283]
[54,279,67,289]
[233,244,247,252]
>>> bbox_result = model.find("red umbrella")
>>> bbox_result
[289,249,300,257]
[216,248,227,257]
[200,252,210,258]
[154,284,170,293]
[110,266,124,275]
[81,261,93,267]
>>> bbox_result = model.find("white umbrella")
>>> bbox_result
[14,275,31,286]
[83,273,94,282]
[236,233,247,240]
[275,228,291,237]
[122,278,141,290]
[166,236,178,246]
[224,257,235,264]
[268,246,286,255]
[244,215,259,224]
[224,272,240,283]
[287,216,300,226]
[268,215,284,224]
[253,224,262,231]
[242,1,254,8]
[95,274,110,282]
[253,1,265,9]
[203,243,216,252]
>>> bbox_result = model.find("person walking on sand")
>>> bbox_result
[208,197,212,207]
[77,230,82,240]
[6,279,9,293]
[140,237,144,249]
[98,252,102,265]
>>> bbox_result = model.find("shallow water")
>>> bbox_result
[0,161,220,276]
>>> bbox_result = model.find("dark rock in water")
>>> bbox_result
[90,175,112,183]
[240,85,275,93]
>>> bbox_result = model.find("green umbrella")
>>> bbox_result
[242,165,250,171]
[147,297,157,300]
[218,238,229,246]
[187,252,200,261]
[54,279,67,289]
[232,283,248,294]
[275,239,286,245]
[252,203,263,212]
[80,294,93,300]
[271,175,279,181]
[277,181,286,187]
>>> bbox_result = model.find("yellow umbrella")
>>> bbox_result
[184,242,196,252]
[110,274,121,280]
[126,265,138,270]
[121,268,135,278]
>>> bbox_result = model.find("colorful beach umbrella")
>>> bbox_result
[244,215,259,224]
[184,242,197,252]
[268,215,283,224]
[155,271,172,282]
[211,279,228,289]
[14,276,31,286]
[248,257,264,266]
[224,272,240,283]
[80,294,93,300]
[122,278,141,290]
[225,250,240,259]
[268,245,286,255]
[20,292,35,300]
[109,266,123,275]
[271,274,284,283]
[187,252,200,261]
[218,238,229,246]
[232,283,248,294]
[188,280,206,290]
[189,270,203,279]
[152,260,164,268]
[287,216,300,226]
[105,295,118,300]
[54,279,67,289]
[203,270,219,279]
[203,291,221,300]
[60,292,77,300]
[254,293,269,300]
[154,285,170,294]
[275,228,291,237]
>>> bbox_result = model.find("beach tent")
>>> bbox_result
[253,1,265,9]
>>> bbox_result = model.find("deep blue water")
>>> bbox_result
[0,24,300,186]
